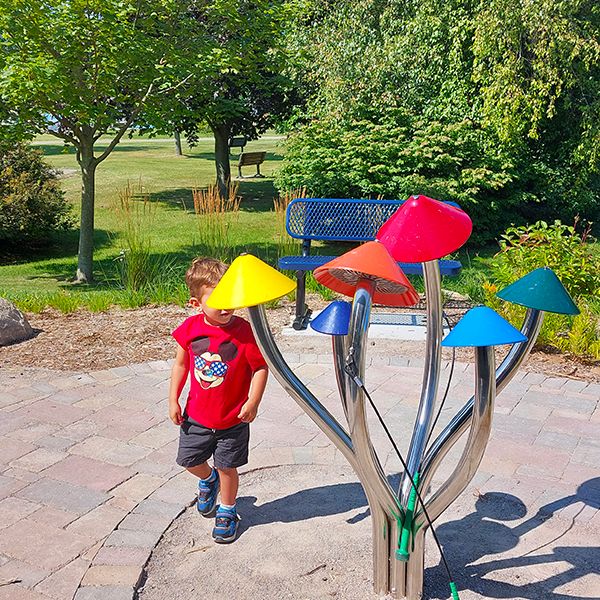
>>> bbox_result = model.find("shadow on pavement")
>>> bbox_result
[426,481,600,599]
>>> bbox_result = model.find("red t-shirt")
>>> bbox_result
[172,314,267,429]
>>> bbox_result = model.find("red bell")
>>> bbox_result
[377,195,472,262]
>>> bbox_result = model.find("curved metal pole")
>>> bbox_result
[343,282,407,596]
[400,260,443,505]
[247,305,356,468]
[404,345,496,600]
[419,345,496,526]
[420,308,543,495]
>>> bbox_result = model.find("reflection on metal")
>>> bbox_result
[400,260,443,505]
[248,291,544,600]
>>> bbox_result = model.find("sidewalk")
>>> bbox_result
[0,355,598,600]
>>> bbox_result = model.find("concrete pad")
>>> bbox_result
[137,464,600,600]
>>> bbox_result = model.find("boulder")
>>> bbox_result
[0,298,34,346]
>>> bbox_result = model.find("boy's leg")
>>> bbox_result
[176,418,219,517]
[212,423,249,543]
[186,462,212,480]
[216,467,239,506]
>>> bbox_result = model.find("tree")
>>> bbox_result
[0,0,201,282]
[279,0,599,241]
[145,0,297,198]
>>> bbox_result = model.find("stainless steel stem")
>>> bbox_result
[419,345,496,526]
[400,260,443,505]
[247,305,356,468]
[419,308,543,498]
[343,282,406,596]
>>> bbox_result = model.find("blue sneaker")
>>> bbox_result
[197,470,219,517]
[212,506,240,543]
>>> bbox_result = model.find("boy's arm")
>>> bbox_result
[238,367,268,423]
[169,345,189,426]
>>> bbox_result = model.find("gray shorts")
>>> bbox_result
[176,417,250,470]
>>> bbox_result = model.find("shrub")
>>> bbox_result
[484,220,600,359]
[0,142,73,244]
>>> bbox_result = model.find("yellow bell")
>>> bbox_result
[206,254,296,310]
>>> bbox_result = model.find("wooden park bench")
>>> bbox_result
[237,151,266,178]
[278,198,463,330]
[228,136,247,154]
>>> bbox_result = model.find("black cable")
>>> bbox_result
[343,359,458,595]
[425,311,456,448]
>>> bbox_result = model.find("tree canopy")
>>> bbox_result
[277,0,600,242]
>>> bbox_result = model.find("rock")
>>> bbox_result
[0,298,34,346]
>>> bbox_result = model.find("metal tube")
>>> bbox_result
[418,345,496,526]
[419,308,543,498]
[247,305,356,467]
[405,528,425,600]
[400,260,443,505]
[345,282,404,595]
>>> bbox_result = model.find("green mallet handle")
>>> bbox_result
[450,582,460,599]
[396,472,419,561]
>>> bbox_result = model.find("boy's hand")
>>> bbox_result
[238,399,259,423]
[169,401,183,426]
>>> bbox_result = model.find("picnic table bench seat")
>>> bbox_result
[277,198,463,330]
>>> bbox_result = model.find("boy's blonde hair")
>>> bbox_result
[185,257,228,298]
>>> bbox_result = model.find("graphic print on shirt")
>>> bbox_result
[190,336,238,390]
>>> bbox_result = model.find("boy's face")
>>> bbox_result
[191,286,234,327]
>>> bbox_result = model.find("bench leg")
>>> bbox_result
[293,270,312,330]
[255,164,265,178]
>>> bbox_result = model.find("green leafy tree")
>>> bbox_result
[279,0,599,241]
[144,0,298,198]
[0,0,200,282]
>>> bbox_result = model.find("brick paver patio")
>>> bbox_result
[0,354,598,599]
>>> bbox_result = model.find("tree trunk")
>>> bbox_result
[212,123,231,199]
[174,130,183,156]
[76,137,97,283]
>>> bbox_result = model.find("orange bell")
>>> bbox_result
[314,241,419,307]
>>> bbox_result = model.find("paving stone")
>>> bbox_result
[82,565,143,587]
[0,474,27,501]
[544,415,599,440]
[581,382,600,396]
[0,558,49,587]
[118,512,172,533]
[534,430,580,451]
[130,423,178,449]
[562,379,592,394]
[74,585,134,600]
[569,443,600,468]
[10,399,88,425]
[35,435,75,451]
[17,478,109,514]
[73,393,122,411]
[41,455,135,492]
[70,436,151,467]
[34,557,90,600]
[110,474,165,503]
[1,466,40,483]
[0,518,91,571]
[29,506,78,528]
[0,496,40,529]
[66,505,127,540]
[6,422,59,443]
[510,402,553,421]
[148,474,193,506]
[134,498,184,521]
[93,546,151,568]
[10,448,66,472]
[0,438,36,464]
[57,420,103,442]
[105,528,162,549]
[0,585,50,600]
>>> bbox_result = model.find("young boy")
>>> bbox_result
[169,257,268,543]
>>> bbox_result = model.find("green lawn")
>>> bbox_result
[0,133,502,312]
[1,134,293,308]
